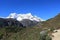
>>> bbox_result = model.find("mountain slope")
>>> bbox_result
[20,19,39,27]
[0,18,23,27]
[41,13,60,29]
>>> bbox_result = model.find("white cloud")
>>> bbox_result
[6,13,45,21]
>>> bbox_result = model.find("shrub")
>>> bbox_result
[39,30,52,40]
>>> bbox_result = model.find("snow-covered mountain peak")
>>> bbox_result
[7,13,17,18]
[7,13,44,22]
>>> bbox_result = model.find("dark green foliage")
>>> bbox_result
[46,35,52,40]
[0,32,3,39]
[5,26,23,33]
[50,27,55,32]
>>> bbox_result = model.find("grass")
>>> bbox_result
[6,26,41,40]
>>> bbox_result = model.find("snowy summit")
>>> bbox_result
[7,13,44,22]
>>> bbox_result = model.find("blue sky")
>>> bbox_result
[0,0,60,20]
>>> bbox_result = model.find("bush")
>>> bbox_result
[46,35,52,40]
[39,30,52,40]
[50,27,55,32]
[0,32,3,39]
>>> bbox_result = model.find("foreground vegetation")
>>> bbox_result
[0,25,53,40]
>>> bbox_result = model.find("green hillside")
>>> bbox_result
[41,13,60,29]
[0,26,42,40]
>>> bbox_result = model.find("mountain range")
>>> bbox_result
[0,13,43,27]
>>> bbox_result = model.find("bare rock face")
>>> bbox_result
[20,19,39,27]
